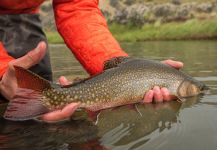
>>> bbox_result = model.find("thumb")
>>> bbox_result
[9,41,47,69]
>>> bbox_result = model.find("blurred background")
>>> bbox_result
[39,0,217,43]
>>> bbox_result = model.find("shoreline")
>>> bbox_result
[46,19,217,44]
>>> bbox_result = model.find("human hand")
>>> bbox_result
[0,41,47,100]
[0,42,80,122]
[143,59,184,103]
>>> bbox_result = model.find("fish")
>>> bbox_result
[4,57,208,121]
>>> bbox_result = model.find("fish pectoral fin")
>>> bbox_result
[103,56,130,70]
[176,95,187,103]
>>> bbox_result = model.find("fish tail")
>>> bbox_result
[4,66,51,121]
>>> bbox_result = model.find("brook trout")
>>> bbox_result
[4,57,207,121]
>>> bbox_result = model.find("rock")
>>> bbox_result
[197,3,214,13]
[153,4,174,17]
[171,0,181,5]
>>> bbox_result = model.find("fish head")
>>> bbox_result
[177,78,208,100]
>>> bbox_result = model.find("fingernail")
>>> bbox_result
[59,76,66,81]
[144,90,153,103]
[161,87,169,94]
[36,41,46,52]
[178,62,184,66]
[153,86,160,93]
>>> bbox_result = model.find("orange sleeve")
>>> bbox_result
[53,0,128,75]
[0,42,14,78]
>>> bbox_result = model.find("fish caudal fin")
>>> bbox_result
[4,66,51,121]
[4,89,49,121]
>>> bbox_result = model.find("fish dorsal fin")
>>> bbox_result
[103,56,130,70]
[61,77,88,88]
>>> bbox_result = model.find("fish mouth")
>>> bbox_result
[200,84,210,94]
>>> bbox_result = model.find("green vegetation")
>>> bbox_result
[46,19,217,43]
[140,0,215,3]
[46,32,64,44]
[110,19,217,42]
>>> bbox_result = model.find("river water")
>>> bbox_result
[0,41,217,150]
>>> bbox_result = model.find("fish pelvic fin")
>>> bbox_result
[4,66,51,121]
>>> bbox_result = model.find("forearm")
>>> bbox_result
[53,0,128,75]
[0,42,14,78]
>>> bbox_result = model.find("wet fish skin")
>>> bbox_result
[4,57,206,121]
[42,58,205,111]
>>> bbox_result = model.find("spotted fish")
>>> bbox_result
[4,57,207,121]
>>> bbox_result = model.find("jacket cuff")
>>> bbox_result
[0,42,14,78]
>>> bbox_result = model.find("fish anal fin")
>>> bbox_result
[85,109,101,122]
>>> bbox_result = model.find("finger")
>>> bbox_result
[9,41,47,69]
[40,103,80,122]
[143,90,154,103]
[161,87,177,101]
[58,76,70,86]
[153,86,163,102]
[161,87,171,101]
[161,59,184,69]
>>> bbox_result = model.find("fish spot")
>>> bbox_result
[60,95,64,100]
[53,96,57,100]
[45,102,50,106]
[92,93,95,98]
[74,95,78,99]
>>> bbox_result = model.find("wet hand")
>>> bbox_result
[0,41,47,100]
[0,42,80,122]
[143,59,184,103]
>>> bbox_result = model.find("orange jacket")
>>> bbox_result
[0,43,14,77]
[0,0,128,77]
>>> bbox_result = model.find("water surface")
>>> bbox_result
[0,41,217,150]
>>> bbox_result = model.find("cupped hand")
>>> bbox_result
[0,42,80,122]
[0,41,47,100]
[143,59,184,103]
